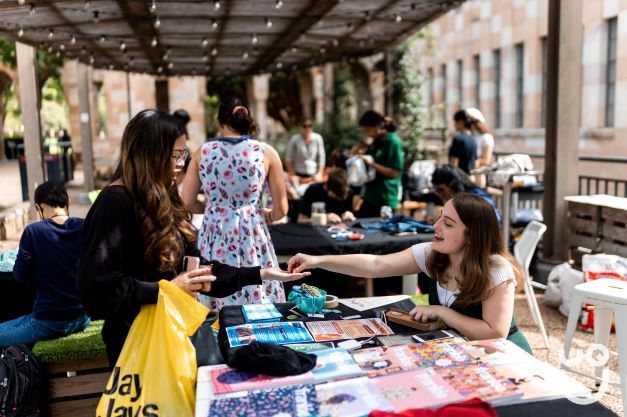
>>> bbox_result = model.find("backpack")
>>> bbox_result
[0,345,42,417]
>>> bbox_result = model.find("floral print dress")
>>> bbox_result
[197,137,285,311]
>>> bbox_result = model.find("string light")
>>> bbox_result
[92,10,100,23]
[81,45,87,54]
[265,17,273,28]
[291,46,298,53]
[242,51,248,59]
[99,34,107,43]
[251,34,258,44]
[18,0,26,5]
[70,34,76,44]
[120,40,126,51]
[29,3,36,14]
[211,19,218,29]
[151,36,158,47]
[213,0,220,10]
[167,62,174,69]
[275,0,282,9]
[211,47,218,56]
[59,44,65,51]
[46,44,53,52]
[364,11,371,21]
[201,38,208,47]
[83,0,90,10]
[89,54,95,64]
[332,39,339,46]
[149,0,156,13]
[17,26,24,37]
[202,52,209,62]
[157,66,163,73]
[276,62,283,69]
[108,64,114,70]
[153,16,161,29]
[394,13,402,23]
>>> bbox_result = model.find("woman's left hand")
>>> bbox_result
[262,208,273,224]
[261,266,311,282]
[409,305,442,323]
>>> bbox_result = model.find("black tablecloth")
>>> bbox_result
[217,299,619,417]
[269,218,433,256]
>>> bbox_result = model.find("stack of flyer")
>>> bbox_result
[242,304,283,323]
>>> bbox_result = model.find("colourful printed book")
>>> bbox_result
[306,318,393,342]
[316,376,394,417]
[226,321,314,347]
[311,348,363,382]
[458,338,535,366]
[242,303,283,323]
[435,364,523,406]
[488,360,591,404]
[371,368,464,410]
[351,345,420,377]
[408,339,479,369]
[205,364,314,396]
[208,384,319,417]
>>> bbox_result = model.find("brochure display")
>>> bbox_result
[305,318,393,342]
[226,322,314,347]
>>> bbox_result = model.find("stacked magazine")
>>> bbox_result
[197,338,591,417]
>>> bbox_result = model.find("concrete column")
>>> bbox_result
[296,71,313,119]
[252,74,269,140]
[311,67,324,125]
[543,0,582,260]
[77,62,95,191]
[16,42,44,215]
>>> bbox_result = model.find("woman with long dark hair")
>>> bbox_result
[288,192,531,353]
[77,109,307,363]
[181,97,288,311]
[357,110,404,217]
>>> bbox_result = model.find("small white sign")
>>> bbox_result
[80,112,89,123]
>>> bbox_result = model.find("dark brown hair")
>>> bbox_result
[426,192,522,306]
[326,168,349,200]
[218,97,258,136]
[112,109,196,272]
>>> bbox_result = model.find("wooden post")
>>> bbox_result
[155,79,169,112]
[16,42,44,218]
[77,62,95,191]
[543,0,582,260]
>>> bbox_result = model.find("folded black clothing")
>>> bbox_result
[226,341,317,376]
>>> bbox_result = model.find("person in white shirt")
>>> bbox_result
[465,107,494,168]
[287,192,531,354]
[285,118,326,184]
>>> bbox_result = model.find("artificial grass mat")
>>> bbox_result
[32,320,106,363]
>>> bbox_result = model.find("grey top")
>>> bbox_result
[286,132,325,176]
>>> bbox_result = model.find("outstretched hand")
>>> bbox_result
[171,267,216,298]
[287,253,319,273]
[261,266,311,282]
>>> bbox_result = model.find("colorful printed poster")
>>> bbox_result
[311,348,363,382]
[226,321,314,347]
[408,339,479,369]
[306,318,393,342]
[459,338,535,367]
[205,364,314,396]
[208,384,319,417]
[371,368,463,410]
[351,345,420,377]
[316,377,393,417]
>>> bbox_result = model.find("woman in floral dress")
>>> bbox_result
[181,97,288,310]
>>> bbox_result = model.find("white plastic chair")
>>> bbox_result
[513,220,550,350]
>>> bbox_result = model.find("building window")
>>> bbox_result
[494,49,501,128]
[474,54,480,108]
[441,63,447,121]
[515,43,524,128]
[606,17,617,127]
[541,37,547,128]
[457,59,463,107]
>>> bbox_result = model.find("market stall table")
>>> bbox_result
[269,219,434,296]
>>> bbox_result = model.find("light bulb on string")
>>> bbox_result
[201,38,208,47]
[99,34,107,43]
[275,0,282,9]
[154,16,161,29]
[202,52,209,62]
[17,27,24,37]
[151,36,158,47]
[70,34,76,44]
[242,51,248,59]
[251,33,258,44]
[93,11,100,23]
[83,0,90,10]
[213,0,220,10]
[394,14,402,23]
[120,41,126,51]
[167,62,174,69]
[59,44,65,51]
[265,17,273,28]
[29,3,36,14]
[89,54,95,64]
[211,47,217,56]
[211,19,218,29]
[157,66,163,73]
[18,0,26,5]
[149,0,156,13]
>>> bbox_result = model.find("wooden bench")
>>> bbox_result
[33,320,110,417]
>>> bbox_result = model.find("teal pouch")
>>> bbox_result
[287,285,327,314]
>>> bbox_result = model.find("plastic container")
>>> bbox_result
[311,202,327,226]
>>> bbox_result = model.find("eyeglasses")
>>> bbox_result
[171,149,189,163]
[301,123,313,128]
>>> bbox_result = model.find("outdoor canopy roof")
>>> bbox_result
[0,0,464,76]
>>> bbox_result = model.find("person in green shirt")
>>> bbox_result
[357,110,404,217]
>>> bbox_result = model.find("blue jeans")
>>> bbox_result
[0,313,91,349]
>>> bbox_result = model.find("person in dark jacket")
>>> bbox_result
[0,181,90,348]
[448,110,477,174]
[76,109,309,364]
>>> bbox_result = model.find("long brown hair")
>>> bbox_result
[112,109,196,272]
[426,193,522,306]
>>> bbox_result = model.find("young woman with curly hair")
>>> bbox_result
[77,109,308,364]
[288,192,531,353]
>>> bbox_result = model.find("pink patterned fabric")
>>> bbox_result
[197,139,285,311]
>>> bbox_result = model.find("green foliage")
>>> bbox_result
[390,31,430,168]
[204,94,220,138]
[0,37,16,67]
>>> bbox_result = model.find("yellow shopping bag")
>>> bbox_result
[97,280,210,417]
